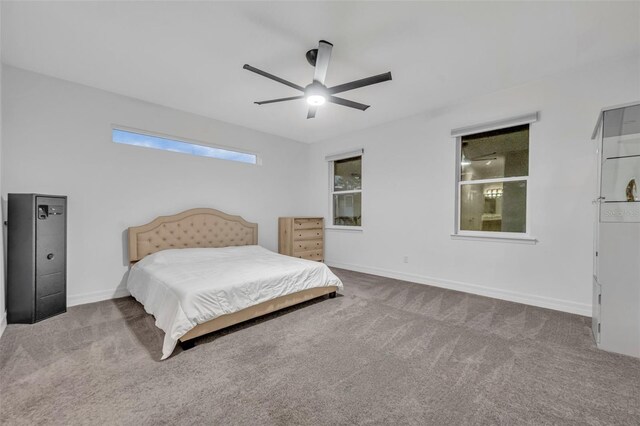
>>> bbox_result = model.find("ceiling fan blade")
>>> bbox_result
[243,64,304,92]
[313,40,333,85]
[327,72,392,95]
[254,95,304,105]
[307,106,318,119]
[328,96,370,111]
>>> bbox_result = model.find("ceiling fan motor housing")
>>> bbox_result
[305,81,327,106]
[305,81,326,96]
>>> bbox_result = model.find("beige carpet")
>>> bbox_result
[1,268,639,425]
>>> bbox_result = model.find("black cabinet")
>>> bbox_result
[7,194,67,323]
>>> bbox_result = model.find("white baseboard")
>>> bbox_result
[68,288,130,307]
[325,260,592,317]
[0,311,6,339]
[48,263,592,316]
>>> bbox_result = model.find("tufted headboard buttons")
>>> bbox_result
[128,208,258,262]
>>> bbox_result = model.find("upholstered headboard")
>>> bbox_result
[128,208,258,262]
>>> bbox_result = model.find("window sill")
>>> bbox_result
[450,233,538,244]
[325,226,363,232]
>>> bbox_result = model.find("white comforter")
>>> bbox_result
[126,245,343,359]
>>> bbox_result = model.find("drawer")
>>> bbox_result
[293,228,323,240]
[294,218,323,230]
[294,239,323,252]
[36,292,66,322]
[294,249,323,262]
[37,272,65,299]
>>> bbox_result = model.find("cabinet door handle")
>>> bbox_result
[47,253,55,260]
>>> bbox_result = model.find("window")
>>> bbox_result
[455,122,532,237]
[329,154,362,227]
[112,128,258,165]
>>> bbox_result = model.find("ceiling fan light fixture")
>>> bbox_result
[306,94,326,106]
[305,82,327,106]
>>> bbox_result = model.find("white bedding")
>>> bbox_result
[126,245,343,359]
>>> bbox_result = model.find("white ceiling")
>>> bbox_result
[2,1,639,143]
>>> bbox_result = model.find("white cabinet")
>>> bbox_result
[592,102,640,358]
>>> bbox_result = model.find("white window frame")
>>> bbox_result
[451,113,538,244]
[327,150,363,231]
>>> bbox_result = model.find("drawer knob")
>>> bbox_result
[47,253,55,260]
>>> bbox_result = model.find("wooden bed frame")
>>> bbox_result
[128,208,337,349]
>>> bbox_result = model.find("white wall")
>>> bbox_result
[3,54,638,317]
[2,66,311,306]
[308,54,640,316]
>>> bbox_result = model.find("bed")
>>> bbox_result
[126,208,343,360]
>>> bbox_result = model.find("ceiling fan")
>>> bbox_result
[243,40,392,119]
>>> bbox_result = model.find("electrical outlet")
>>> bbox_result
[403,256,409,263]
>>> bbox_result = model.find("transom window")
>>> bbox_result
[112,128,258,165]
[457,124,530,235]
[330,155,362,227]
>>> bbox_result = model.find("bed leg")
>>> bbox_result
[180,339,196,351]
[329,291,337,299]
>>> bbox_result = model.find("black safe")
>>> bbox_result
[7,194,67,323]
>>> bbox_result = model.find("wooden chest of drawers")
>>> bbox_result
[278,217,324,262]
